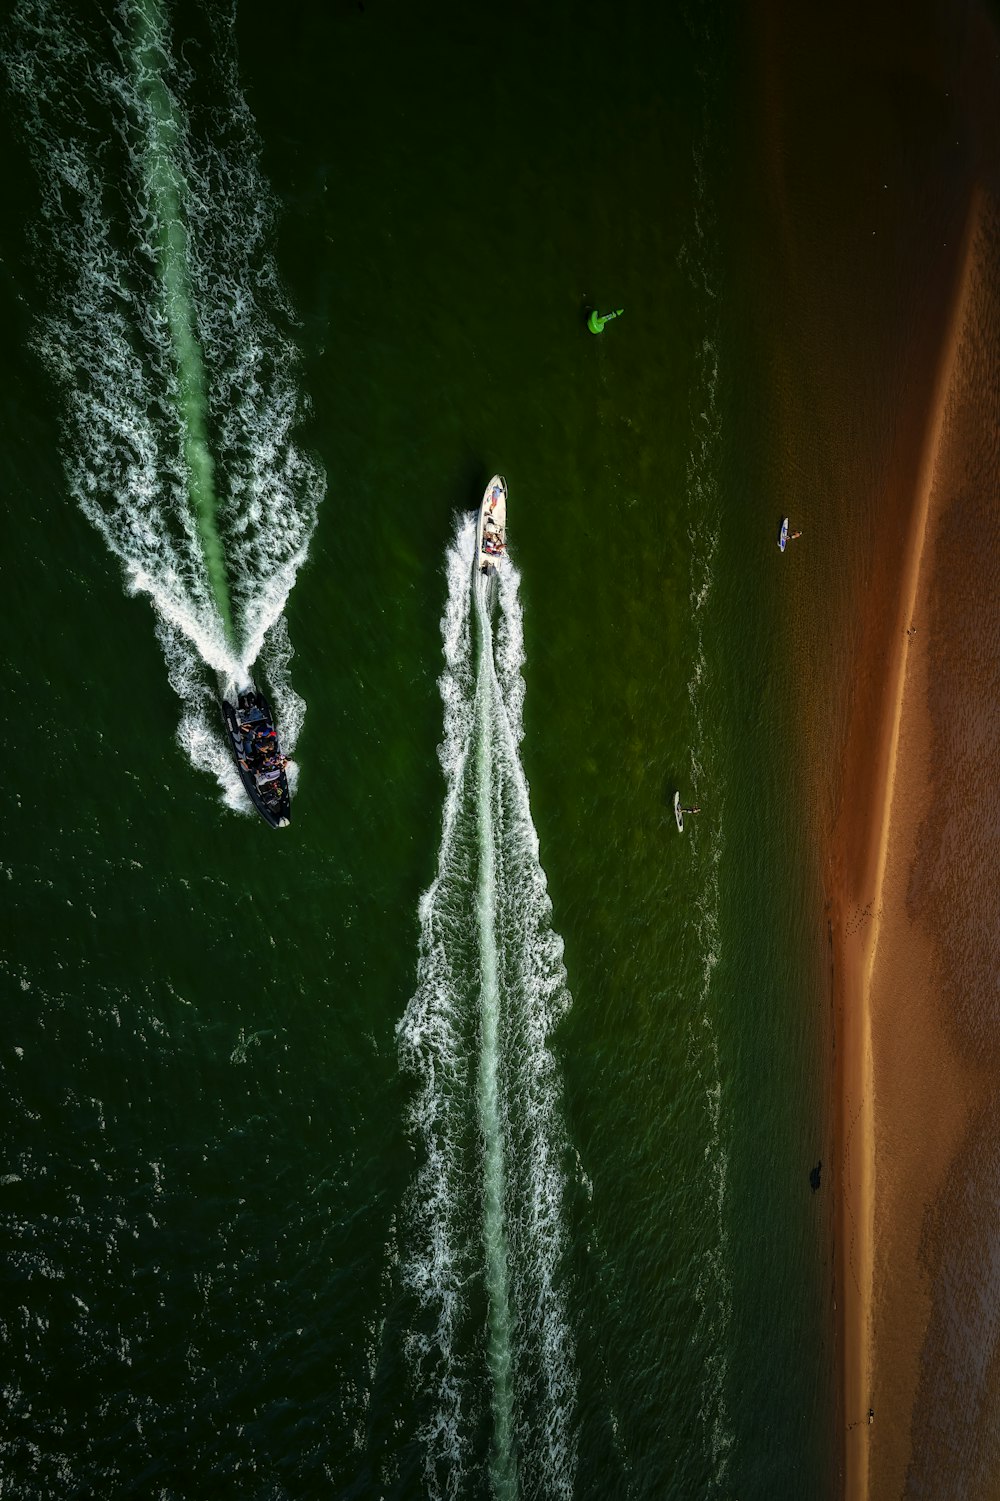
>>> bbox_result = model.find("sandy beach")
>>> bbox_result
[830,193,991,1498]
[746,3,1000,1492]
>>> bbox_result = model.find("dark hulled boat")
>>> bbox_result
[221,687,291,828]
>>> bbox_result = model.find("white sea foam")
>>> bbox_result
[397,517,577,1500]
[4,0,324,810]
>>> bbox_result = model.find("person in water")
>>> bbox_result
[790,529,803,540]
[681,805,701,815]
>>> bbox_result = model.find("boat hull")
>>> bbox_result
[221,689,291,828]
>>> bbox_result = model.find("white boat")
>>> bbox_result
[477,474,507,575]
[778,516,789,552]
[674,791,684,833]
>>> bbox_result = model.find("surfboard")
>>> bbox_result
[674,791,684,833]
[778,517,789,552]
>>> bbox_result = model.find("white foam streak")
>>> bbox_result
[474,603,518,1501]
[681,134,735,1488]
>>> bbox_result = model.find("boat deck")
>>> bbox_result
[477,475,507,573]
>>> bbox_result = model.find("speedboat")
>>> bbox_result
[477,474,507,575]
[221,687,291,828]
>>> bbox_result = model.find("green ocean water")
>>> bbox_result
[1,1,835,1496]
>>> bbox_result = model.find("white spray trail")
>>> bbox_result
[4,0,324,812]
[398,517,577,1500]
[474,572,519,1501]
[132,0,231,643]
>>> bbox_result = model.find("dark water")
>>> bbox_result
[1,1,837,1496]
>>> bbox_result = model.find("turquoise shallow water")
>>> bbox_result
[2,1,835,1496]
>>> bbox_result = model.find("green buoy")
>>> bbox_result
[587,307,623,335]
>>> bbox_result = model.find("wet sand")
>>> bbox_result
[866,194,1000,1499]
[745,4,1000,1493]
[831,193,980,1501]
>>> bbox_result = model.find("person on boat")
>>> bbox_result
[790,529,802,541]
[257,754,289,784]
[681,806,701,815]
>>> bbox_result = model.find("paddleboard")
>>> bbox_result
[674,791,684,833]
[778,517,789,552]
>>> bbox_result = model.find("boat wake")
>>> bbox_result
[397,516,577,1500]
[4,0,324,812]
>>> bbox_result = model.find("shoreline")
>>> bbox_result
[832,192,981,1501]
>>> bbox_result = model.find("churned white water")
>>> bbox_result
[398,516,577,1500]
[4,0,324,812]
